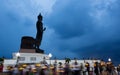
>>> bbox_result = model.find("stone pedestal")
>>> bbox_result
[20,36,35,49]
[20,36,44,53]
[19,49,36,53]
[19,49,44,53]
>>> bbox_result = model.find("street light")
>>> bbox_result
[16,52,20,65]
[107,58,112,65]
[108,58,111,62]
[48,53,52,65]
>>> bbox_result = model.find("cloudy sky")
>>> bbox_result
[0,0,120,64]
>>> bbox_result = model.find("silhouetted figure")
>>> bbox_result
[94,62,100,75]
[35,13,46,49]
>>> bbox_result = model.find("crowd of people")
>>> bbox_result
[1,59,120,75]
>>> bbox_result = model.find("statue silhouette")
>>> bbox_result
[35,13,46,49]
[20,13,45,53]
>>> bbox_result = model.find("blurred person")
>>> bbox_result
[94,62,100,75]
[106,63,112,75]
[0,63,3,72]
[64,62,70,75]
[44,65,49,75]
[73,61,80,75]
[101,65,108,75]
[117,65,120,75]
[89,67,93,75]
[12,65,19,75]
[35,66,41,75]
[80,63,84,75]
[111,66,118,75]
[85,62,90,75]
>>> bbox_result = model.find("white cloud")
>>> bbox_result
[30,0,56,15]
[89,0,117,20]
[2,0,56,20]
[89,0,118,29]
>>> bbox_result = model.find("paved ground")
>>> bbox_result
[0,72,11,75]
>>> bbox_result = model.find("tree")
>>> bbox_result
[0,57,4,61]
[65,58,71,64]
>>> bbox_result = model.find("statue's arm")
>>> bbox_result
[43,27,46,31]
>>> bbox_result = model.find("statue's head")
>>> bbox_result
[38,13,43,21]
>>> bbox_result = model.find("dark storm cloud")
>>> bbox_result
[76,40,120,65]
[46,0,94,39]
[45,0,120,63]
